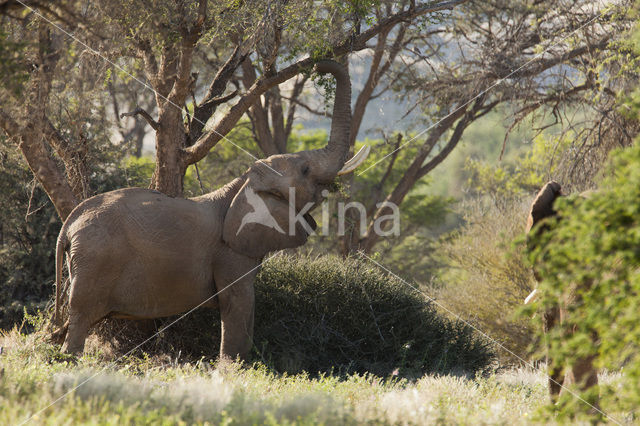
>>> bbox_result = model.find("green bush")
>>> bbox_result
[0,139,130,330]
[101,255,495,377]
[0,147,60,329]
[527,142,640,418]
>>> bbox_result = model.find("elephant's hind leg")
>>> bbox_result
[548,366,564,401]
[61,308,111,354]
[61,312,92,354]
[61,276,109,355]
[568,354,599,410]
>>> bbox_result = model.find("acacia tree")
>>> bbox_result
[341,0,636,254]
[1,0,634,260]
[237,2,414,157]
[0,0,466,223]
[225,0,636,255]
[230,1,462,253]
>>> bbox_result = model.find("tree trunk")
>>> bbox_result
[151,106,188,197]
[339,25,407,256]
[0,19,80,223]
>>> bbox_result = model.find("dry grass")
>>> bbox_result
[0,326,631,425]
[435,196,538,363]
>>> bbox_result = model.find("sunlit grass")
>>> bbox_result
[1,327,628,425]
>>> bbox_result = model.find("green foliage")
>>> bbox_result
[465,133,572,203]
[288,127,328,151]
[527,142,640,418]
[253,255,494,376]
[98,254,494,378]
[0,146,59,330]
[120,156,155,188]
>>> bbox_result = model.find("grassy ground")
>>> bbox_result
[0,327,630,425]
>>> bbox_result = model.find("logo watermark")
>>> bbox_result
[236,186,286,235]
[239,187,400,237]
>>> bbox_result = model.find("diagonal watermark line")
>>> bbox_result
[357,251,621,425]
[357,9,608,177]
[18,254,274,426]
[15,0,283,177]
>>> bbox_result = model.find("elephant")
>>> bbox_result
[525,181,599,403]
[52,60,369,360]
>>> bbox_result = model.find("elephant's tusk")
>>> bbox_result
[337,145,371,175]
[524,288,538,304]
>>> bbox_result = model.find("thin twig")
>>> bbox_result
[194,163,206,194]
[25,178,36,222]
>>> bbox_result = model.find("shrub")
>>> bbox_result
[527,142,640,418]
[95,254,495,377]
[0,146,60,330]
[0,137,128,330]
[434,197,536,364]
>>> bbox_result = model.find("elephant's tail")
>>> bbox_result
[54,229,69,327]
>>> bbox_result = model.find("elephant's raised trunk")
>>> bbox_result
[313,60,352,180]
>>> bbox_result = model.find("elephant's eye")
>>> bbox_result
[264,190,286,201]
[301,164,310,176]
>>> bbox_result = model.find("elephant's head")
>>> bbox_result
[223,60,369,258]
[526,180,562,234]
[525,180,563,303]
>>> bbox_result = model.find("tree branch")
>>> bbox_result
[510,36,611,79]
[281,95,331,118]
[189,45,248,143]
[378,133,403,192]
[418,98,486,179]
[241,57,278,156]
[0,107,79,220]
[167,0,207,109]
[121,108,160,130]
[185,0,468,164]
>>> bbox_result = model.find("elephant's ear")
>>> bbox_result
[526,181,562,233]
[222,180,312,259]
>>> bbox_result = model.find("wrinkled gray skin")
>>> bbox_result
[53,60,353,360]
[526,181,598,403]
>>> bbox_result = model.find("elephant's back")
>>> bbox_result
[63,187,219,253]
[66,188,193,231]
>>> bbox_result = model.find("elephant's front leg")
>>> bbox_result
[213,252,260,361]
[543,305,563,400]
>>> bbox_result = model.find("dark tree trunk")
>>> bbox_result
[151,106,188,197]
